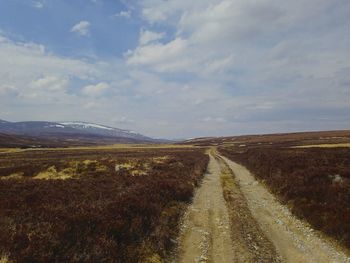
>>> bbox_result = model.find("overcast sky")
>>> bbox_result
[0,0,349,138]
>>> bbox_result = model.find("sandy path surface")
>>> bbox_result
[177,153,235,263]
[220,154,350,263]
[177,151,279,262]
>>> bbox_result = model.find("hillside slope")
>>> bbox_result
[0,119,160,147]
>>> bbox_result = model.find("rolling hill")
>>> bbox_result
[0,119,161,147]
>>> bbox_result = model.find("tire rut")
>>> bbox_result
[216,154,281,262]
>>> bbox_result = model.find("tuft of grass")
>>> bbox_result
[221,167,237,190]
[0,173,24,180]
[152,156,170,164]
[34,166,74,180]
[0,254,10,263]
[144,254,163,263]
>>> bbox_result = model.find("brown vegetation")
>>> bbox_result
[183,130,350,147]
[219,146,350,249]
[0,147,209,262]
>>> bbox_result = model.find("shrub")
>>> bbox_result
[0,148,209,262]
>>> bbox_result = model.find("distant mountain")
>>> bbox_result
[0,121,79,135]
[0,119,161,147]
[59,121,153,141]
[0,119,9,124]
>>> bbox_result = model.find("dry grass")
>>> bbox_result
[144,254,164,263]
[115,160,150,176]
[31,160,109,180]
[34,166,76,180]
[152,156,170,164]
[0,254,9,263]
[0,173,24,180]
[115,163,135,171]
[220,164,236,191]
[0,148,24,154]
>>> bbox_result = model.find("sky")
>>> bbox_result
[0,0,349,139]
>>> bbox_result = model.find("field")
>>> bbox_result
[184,130,350,147]
[1,130,350,262]
[0,146,208,262]
[219,144,350,249]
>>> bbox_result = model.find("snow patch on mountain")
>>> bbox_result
[48,124,65,128]
[60,122,114,131]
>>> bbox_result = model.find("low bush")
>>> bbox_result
[0,148,209,262]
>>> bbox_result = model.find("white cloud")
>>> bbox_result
[201,116,226,123]
[126,38,188,71]
[1,0,350,138]
[0,33,101,108]
[82,82,110,97]
[113,116,135,124]
[0,34,96,82]
[0,84,17,96]
[139,29,165,45]
[120,0,350,137]
[115,10,132,18]
[70,21,91,36]
[139,0,214,23]
[33,1,44,9]
[142,8,167,23]
[31,76,69,92]
[132,0,349,78]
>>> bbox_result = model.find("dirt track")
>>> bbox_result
[177,152,235,262]
[221,154,350,263]
[177,150,350,263]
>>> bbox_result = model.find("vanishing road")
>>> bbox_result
[177,149,350,263]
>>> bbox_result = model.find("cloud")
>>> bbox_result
[31,76,69,92]
[0,85,18,96]
[113,116,135,124]
[70,21,91,36]
[121,0,350,137]
[139,29,165,45]
[1,0,350,138]
[201,116,226,123]
[0,34,96,82]
[114,10,131,18]
[0,32,102,110]
[82,82,110,97]
[133,0,349,77]
[33,1,44,9]
[126,38,188,71]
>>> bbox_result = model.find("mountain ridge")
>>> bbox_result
[0,119,162,147]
